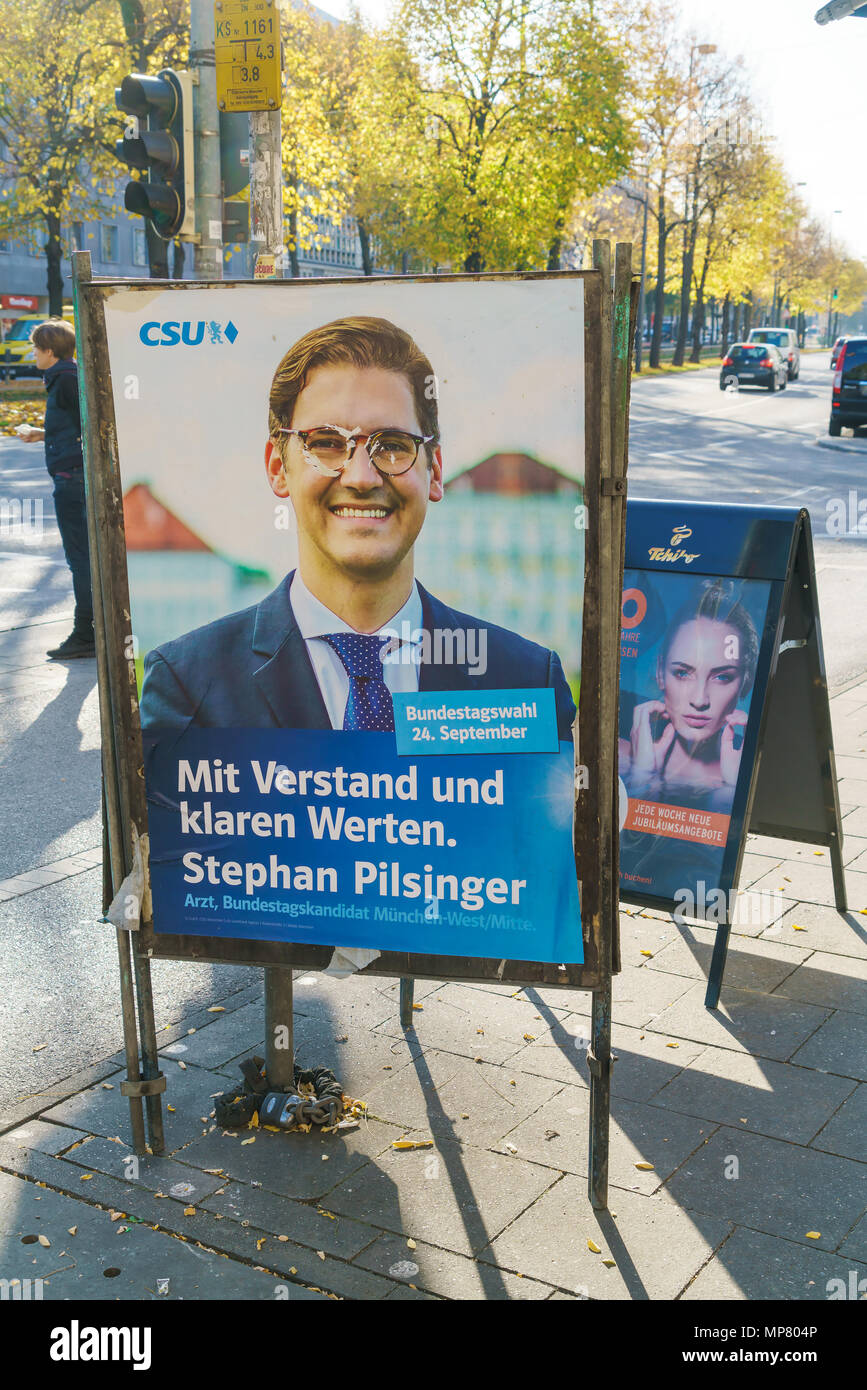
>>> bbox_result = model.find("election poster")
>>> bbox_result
[99,276,586,963]
[619,568,772,902]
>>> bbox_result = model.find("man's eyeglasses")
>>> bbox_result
[277,423,434,477]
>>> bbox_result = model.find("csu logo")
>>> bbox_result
[139,320,238,346]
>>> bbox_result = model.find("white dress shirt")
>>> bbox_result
[289,571,422,729]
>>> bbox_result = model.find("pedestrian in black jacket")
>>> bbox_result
[21,319,94,659]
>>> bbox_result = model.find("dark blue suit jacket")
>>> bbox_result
[140,574,576,739]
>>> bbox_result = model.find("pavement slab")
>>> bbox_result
[645,925,808,992]
[789,1008,867,1080]
[760,902,867,959]
[680,1225,867,1301]
[478,1178,731,1300]
[750,860,867,910]
[361,1052,562,1146]
[324,1141,560,1258]
[645,980,831,1061]
[0,1169,327,1300]
[662,1127,867,1251]
[809,1083,867,1161]
[494,1086,716,1195]
[519,1018,706,1101]
[198,1182,378,1259]
[772,950,867,1014]
[172,1115,404,1203]
[649,1046,857,1144]
[374,981,569,1064]
[40,1063,234,1151]
[354,1230,555,1300]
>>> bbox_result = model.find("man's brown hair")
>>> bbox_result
[268,316,440,457]
[30,319,76,360]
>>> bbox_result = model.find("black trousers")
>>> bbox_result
[52,469,93,638]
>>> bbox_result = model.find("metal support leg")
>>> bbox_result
[704,921,731,1010]
[132,950,166,1155]
[265,966,295,1090]
[399,976,415,1028]
[115,930,146,1155]
[588,981,613,1210]
[830,833,848,914]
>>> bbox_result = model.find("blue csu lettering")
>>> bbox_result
[139,320,238,346]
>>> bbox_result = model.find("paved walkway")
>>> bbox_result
[1,640,866,1299]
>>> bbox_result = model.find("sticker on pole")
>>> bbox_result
[215,0,282,114]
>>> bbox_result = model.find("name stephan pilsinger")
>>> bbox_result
[183,857,528,910]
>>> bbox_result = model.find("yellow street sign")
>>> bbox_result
[215,0,282,114]
[254,252,277,279]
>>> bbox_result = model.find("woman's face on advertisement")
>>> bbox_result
[660,617,743,741]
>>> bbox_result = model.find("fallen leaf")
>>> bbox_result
[587,1239,601,1254]
[792,925,807,932]
[177,1060,187,1070]
[289,1266,298,1275]
[101,1083,114,1090]
[392,1139,433,1150]
[805,1231,821,1240]
[37,1234,50,1247]
[522,1033,536,1042]
[461,1113,470,1119]
[32,1043,47,1052]
[335,1035,348,1043]
[188,1028,196,1034]
[509,1079,516,1086]
[321,1154,329,1160]
[80,1174,93,1181]
[110,1211,125,1222]
[67,1227,77,1236]
[639,950,653,958]
[504,1141,518,1154]
[635,1162,655,1171]
[248,1112,259,1129]
[813,851,824,856]
[278,1235,289,1242]
[407,1238,417,1250]
[241,1137,256,1145]
[474,1056,483,1063]
[203,1168,224,1175]
[207,1006,225,1013]
[476,1028,484,1035]
[665,1042,679,1049]
[317,1250,325,1260]
[382,1065,392,1070]
[603,1259,616,1268]
[183,1207,196,1216]
[167,1105,176,1113]
[256,1237,266,1251]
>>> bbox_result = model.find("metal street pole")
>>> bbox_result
[249,101,283,278]
[190,0,223,281]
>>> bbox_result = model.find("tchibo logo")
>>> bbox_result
[139,320,238,346]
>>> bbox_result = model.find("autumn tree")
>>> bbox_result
[392,0,633,273]
[0,0,129,314]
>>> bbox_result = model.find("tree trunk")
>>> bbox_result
[287,202,299,278]
[45,209,64,316]
[357,218,373,276]
[673,221,694,367]
[689,294,704,363]
[546,209,565,271]
[720,294,730,356]
[649,189,666,369]
[742,292,753,336]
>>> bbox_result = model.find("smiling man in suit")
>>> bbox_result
[139,315,575,739]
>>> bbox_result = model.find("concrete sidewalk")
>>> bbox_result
[1,655,866,1300]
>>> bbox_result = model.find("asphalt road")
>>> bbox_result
[628,349,867,689]
[0,348,864,1116]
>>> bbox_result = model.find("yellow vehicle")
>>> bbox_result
[0,311,75,379]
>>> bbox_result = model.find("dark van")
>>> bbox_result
[829,337,867,436]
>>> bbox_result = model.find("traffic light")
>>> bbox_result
[115,70,195,240]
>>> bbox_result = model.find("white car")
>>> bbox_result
[747,327,800,380]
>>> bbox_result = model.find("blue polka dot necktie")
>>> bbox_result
[322,633,395,732]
